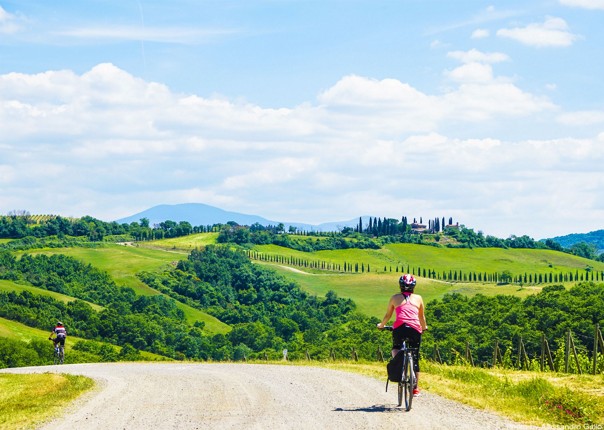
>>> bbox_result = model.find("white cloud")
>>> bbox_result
[557,110,604,126]
[2,63,600,238]
[559,0,604,10]
[56,26,237,44]
[441,50,554,119]
[497,17,579,47]
[447,49,509,64]
[0,164,16,184]
[316,75,443,134]
[471,28,490,39]
[445,63,495,83]
[444,82,555,121]
[0,6,21,34]
[430,39,445,49]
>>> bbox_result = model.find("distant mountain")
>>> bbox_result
[549,229,604,252]
[115,203,366,232]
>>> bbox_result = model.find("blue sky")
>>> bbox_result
[1,0,603,239]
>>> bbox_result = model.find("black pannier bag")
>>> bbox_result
[386,350,405,384]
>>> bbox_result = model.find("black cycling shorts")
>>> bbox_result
[54,336,66,347]
[392,324,422,373]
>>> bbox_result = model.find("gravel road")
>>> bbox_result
[2,362,539,430]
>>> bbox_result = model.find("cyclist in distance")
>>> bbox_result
[49,321,67,349]
[377,274,428,396]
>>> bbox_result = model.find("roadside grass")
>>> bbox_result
[0,373,95,430]
[247,359,604,427]
[20,245,230,334]
[420,362,604,426]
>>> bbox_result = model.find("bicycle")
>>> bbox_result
[49,338,65,365]
[382,326,416,411]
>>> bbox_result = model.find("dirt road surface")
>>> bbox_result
[2,362,538,430]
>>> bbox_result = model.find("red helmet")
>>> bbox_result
[399,274,416,292]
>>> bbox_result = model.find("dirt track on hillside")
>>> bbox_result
[2,362,539,430]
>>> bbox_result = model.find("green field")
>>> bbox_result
[246,242,603,317]
[23,244,181,294]
[0,280,103,311]
[264,264,540,318]
[0,316,55,342]
[143,232,219,251]
[253,242,604,277]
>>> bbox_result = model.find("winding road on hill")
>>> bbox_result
[2,362,537,430]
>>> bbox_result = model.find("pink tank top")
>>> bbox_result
[393,295,423,333]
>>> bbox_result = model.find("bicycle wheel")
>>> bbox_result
[403,352,414,411]
[53,348,60,365]
[58,347,64,364]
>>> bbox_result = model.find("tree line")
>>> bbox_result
[217,218,604,262]
[0,214,213,242]
[2,212,602,262]
[424,282,604,372]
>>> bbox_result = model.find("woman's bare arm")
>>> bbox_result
[377,296,395,328]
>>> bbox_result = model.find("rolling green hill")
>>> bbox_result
[251,242,603,277]
[16,244,230,334]
[0,316,166,361]
[0,280,103,311]
[143,232,220,251]
[262,265,542,318]
[274,244,602,317]
[138,233,604,318]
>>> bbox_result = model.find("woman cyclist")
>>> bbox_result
[377,274,427,396]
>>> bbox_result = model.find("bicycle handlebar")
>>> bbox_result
[377,325,428,332]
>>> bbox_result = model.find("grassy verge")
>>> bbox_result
[245,359,604,427]
[0,373,95,430]
[421,362,604,426]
